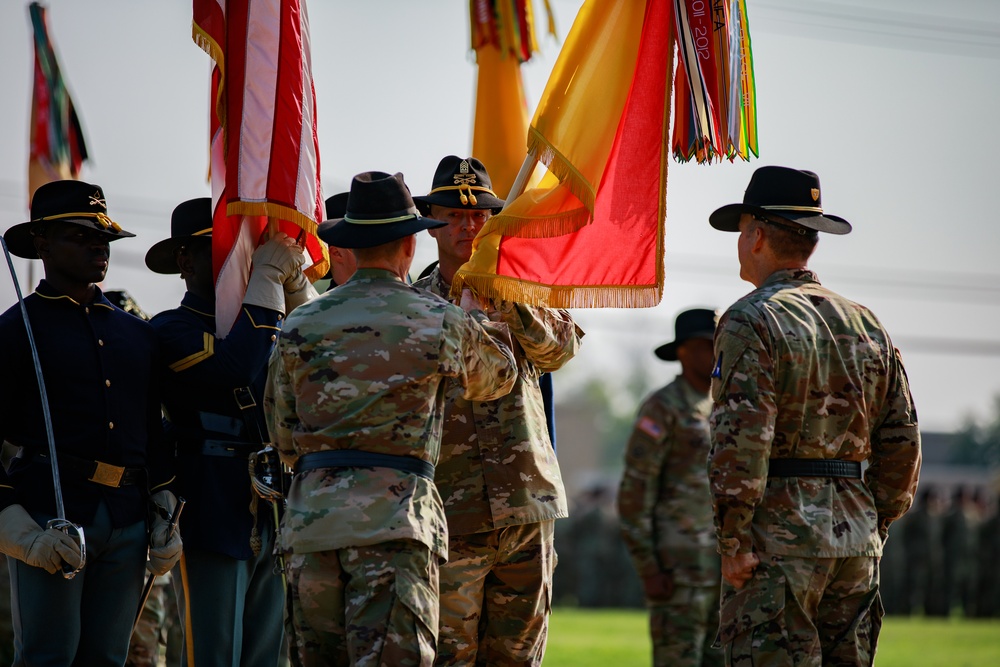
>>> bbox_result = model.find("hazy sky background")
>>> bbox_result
[0,0,998,432]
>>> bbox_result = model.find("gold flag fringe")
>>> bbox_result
[526,128,597,214]
[482,207,590,240]
[192,25,226,129]
[453,271,663,309]
[225,201,330,281]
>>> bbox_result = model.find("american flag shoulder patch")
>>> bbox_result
[637,416,664,439]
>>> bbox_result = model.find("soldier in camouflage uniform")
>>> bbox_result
[412,156,582,666]
[264,171,519,667]
[618,309,723,667]
[706,167,921,666]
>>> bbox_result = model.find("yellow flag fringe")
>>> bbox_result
[458,273,664,309]
[226,201,330,280]
[477,206,591,239]
[526,129,596,214]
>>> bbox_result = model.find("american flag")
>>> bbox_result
[193,0,327,335]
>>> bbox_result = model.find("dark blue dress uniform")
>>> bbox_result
[0,280,169,665]
[150,291,285,667]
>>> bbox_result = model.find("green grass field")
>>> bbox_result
[544,608,1000,666]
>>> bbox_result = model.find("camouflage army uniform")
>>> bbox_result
[412,269,582,667]
[709,269,920,666]
[265,268,518,667]
[619,378,723,667]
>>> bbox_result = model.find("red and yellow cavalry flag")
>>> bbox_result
[454,0,757,308]
[28,2,88,203]
[469,0,555,198]
[193,0,327,335]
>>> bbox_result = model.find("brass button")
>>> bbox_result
[270,335,277,342]
[108,422,114,430]
[105,379,111,387]
[98,339,104,346]
[84,307,90,314]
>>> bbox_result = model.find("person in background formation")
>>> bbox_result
[265,171,519,666]
[940,486,975,617]
[412,156,583,667]
[0,180,181,665]
[973,487,1000,617]
[706,166,921,665]
[317,193,357,291]
[618,308,723,667]
[145,198,317,667]
[103,289,182,667]
[883,483,997,619]
[567,485,617,608]
[900,486,940,616]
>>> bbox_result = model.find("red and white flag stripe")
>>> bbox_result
[194,0,327,336]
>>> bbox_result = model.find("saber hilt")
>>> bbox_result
[133,497,185,634]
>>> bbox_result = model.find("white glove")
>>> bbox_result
[284,271,319,313]
[243,233,307,314]
[0,504,83,575]
[148,490,182,576]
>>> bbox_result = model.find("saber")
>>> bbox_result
[133,497,185,634]
[0,237,86,578]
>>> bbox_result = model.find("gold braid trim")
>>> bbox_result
[427,184,498,207]
[37,211,123,232]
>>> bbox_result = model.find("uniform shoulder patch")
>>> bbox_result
[636,416,664,439]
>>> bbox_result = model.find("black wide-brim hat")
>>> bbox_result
[412,156,505,214]
[654,308,718,361]
[321,172,446,249]
[316,192,349,247]
[144,197,214,274]
[709,166,852,235]
[5,180,135,259]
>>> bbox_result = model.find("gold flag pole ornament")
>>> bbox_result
[455,0,758,309]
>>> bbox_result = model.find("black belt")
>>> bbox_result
[37,451,146,488]
[768,458,862,479]
[200,439,261,458]
[294,450,435,481]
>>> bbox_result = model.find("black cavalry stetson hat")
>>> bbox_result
[316,192,349,246]
[5,180,135,259]
[320,172,446,249]
[144,198,213,274]
[654,308,718,361]
[709,166,852,235]
[412,156,505,214]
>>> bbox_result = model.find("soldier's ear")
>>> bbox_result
[32,233,50,260]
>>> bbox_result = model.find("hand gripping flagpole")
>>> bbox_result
[0,237,86,578]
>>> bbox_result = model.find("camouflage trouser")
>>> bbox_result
[127,575,168,667]
[718,553,882,667]
[436,521,555,667]
[127,572,183,667]
[648,583,723,667]
[286,539,438,667]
